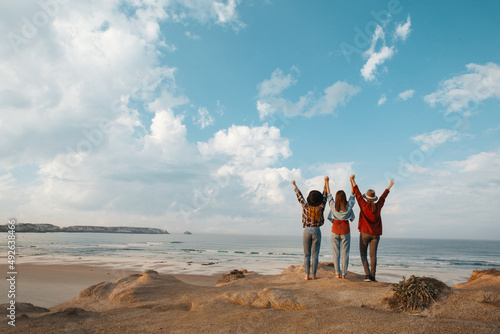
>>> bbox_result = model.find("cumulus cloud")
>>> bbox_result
[424,62,500,114]
[196,124,298,207]
[198,124,291,168]
[394,15,411,41]
[398,89,415,101]
[411,129,459,152]
[0,0,259,232]
[257,67,360,120]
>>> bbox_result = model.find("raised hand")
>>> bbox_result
[325,176,329,182]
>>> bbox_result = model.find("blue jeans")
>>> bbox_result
[331,233,350,276]
[303,227,321,276]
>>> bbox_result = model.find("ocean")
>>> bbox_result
[4,233,499,286]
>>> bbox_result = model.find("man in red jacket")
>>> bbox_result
[350,175,394,282]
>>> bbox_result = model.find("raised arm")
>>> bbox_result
[350,174,356,190]
[325,176,330,195]
[292,180,307,207]
[351,174,363,203]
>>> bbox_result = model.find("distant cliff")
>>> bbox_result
[0,223,169,234]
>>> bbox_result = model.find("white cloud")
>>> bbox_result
[143,109,190,157]
[398,89,415,101]
[213,0,242,26]
[198,124,291,168]
[411,129,459,151]
[310,162,354,193]
[257,68,360,119]
[451,148,500,173]
[361,17,412,82]
[385,147,500,239]
[195,124,301,208]
[257,67,298,98]
[424,62,500,113]
[194,107,215,129]
[361,25,395,82]
[185,31,200,40]
[378,94,387,106]
[394,15,411,41]
[240,167,301,205]
[402,163,428,174]
[0,0,257,232]
[306,82,361,117]
[256,101,276,119]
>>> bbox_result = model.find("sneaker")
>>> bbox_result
[364,275,371,282]
[370,275,377,282]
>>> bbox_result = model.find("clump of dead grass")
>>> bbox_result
[386,275,449,312]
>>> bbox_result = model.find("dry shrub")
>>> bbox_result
[217,269,247,285]
[386,275,449,312]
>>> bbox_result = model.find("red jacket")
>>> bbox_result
[353,185,389,236]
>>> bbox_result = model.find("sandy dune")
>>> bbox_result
[2,264,499,333]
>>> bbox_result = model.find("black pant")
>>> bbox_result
[359,232,380,277]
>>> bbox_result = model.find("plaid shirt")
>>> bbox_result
[294,184,328,228]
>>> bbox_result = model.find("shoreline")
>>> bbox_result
[9,253,475,287]
[0,263,222,308]
[0,260,474,308]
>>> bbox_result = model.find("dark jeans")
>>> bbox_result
[359,232,380,277]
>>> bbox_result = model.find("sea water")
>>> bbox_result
[2,233,499,286]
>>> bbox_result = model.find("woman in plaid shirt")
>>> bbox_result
[291,177,328,280]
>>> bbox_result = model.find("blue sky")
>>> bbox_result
[1,0,499,239]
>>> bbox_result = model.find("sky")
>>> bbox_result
[1,0,499,239]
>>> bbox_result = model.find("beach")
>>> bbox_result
[1,262,498,333]
[0,264,220,308]
[1,233,499,332]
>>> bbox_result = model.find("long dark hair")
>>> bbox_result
[308,205,322,222]
[335,190,347,212]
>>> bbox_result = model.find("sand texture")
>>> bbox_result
[2,264,499,333]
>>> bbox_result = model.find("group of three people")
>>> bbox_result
[292,175,395,282]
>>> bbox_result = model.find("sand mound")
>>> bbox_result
[225,287,308,310]
[78,270,186,303]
